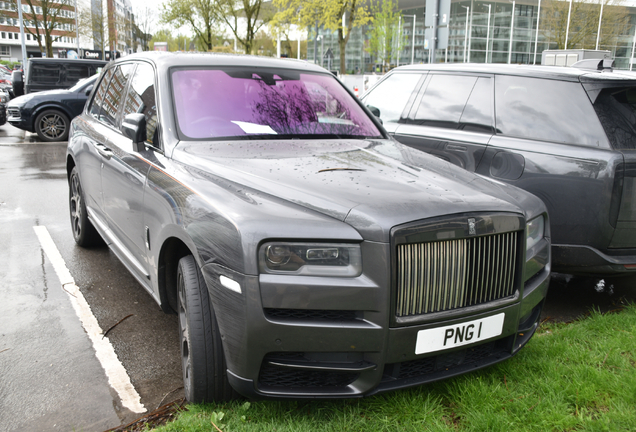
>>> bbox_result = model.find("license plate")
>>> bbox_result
[415,313,505,355]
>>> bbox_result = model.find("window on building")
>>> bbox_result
[0,45,9,56]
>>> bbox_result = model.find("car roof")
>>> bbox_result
[28,58,107,64]
[111,51,330,74]
[393,63,636,83]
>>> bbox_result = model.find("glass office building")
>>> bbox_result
[308,0,636,72]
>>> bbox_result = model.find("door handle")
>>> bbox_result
[95,143,113,159]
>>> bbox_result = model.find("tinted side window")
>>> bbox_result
[362,73,421,122]
[31,63,60,84]
[100,64,135,127]
[64,64,91,86]
[593,87,636,150]
[495,75,608,147]
[414,74,477,129]
[460,77,493,133]
[122,63,157,145]
[89,68,115,120]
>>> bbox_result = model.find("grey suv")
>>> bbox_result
[67,53,549,402]
[362,63,636,276]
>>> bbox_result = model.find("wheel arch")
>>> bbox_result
[31,104,73,130]
[158,236,198,315]
[66,154,76,180]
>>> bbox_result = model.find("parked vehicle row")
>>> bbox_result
[8,52,633,403]
[4,58,105,141]
[66,52,550,402]
[362,62,636,277]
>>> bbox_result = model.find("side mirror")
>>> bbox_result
[11,70,23,97]
[121,113,147,152]
[84,85,94,96]
[366,104,380,118]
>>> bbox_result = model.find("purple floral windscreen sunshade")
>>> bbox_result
[171,68,382,139]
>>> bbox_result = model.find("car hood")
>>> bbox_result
[174,139,541,242]
[8,89,73,107]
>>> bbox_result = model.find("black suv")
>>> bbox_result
[361,62,636,276]
[12,58,106,96]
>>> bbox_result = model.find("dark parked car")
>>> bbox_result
[7,75,97,141]
[12,57,106,97]
[362,62,636,277]
[67,52,550,403]
[0,90,8,125]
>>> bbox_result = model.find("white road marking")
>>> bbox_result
[33,226,146,414]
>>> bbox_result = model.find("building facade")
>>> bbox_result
[0,0,81,61]
[0,0,140,62]
[308,0,636,73]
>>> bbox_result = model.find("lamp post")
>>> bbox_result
[403,14,416,64]
[75,0,80,56]
[485,4,492,63]
[630,25,636,71]
[16,0,27,65]
[533,0,541,64]
[397,15,401,66]
[461,5,469,63]
[596,1,604,50]
[508,0,515,64]
[317,34,324,67]
[565,0,573,49]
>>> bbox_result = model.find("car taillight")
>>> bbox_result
[610,163,636,227]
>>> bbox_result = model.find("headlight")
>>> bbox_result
[526,216,545,251]
[259,242,362,277]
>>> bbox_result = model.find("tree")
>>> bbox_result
[365,0,402,72]
[161,0,218,51]
[12,0,76,58]
[76,0,109,55]
[214,0,271,55]
[272,0,371,75]
[541,0,629,50]
[133,6,156,51]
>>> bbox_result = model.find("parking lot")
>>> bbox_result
[1,122,635,431]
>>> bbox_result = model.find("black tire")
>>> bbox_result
[35,109,69,142]
[69,167,102,247]
[177,255,236,403]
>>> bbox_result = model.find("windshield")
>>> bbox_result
[171,67,383,140]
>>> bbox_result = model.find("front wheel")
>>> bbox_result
[69,167,102,247]
[177,255,236,403]
[35,109,69,142]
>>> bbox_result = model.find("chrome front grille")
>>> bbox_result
[396,232,519,317]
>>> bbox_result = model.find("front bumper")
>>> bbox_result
[7,106,30,131]
[201,238,550,399]
[553,244,636,276]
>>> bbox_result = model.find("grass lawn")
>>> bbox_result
[151,306,636,432]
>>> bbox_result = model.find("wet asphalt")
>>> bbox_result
[0,124,182,431]
[0,123,635,431]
